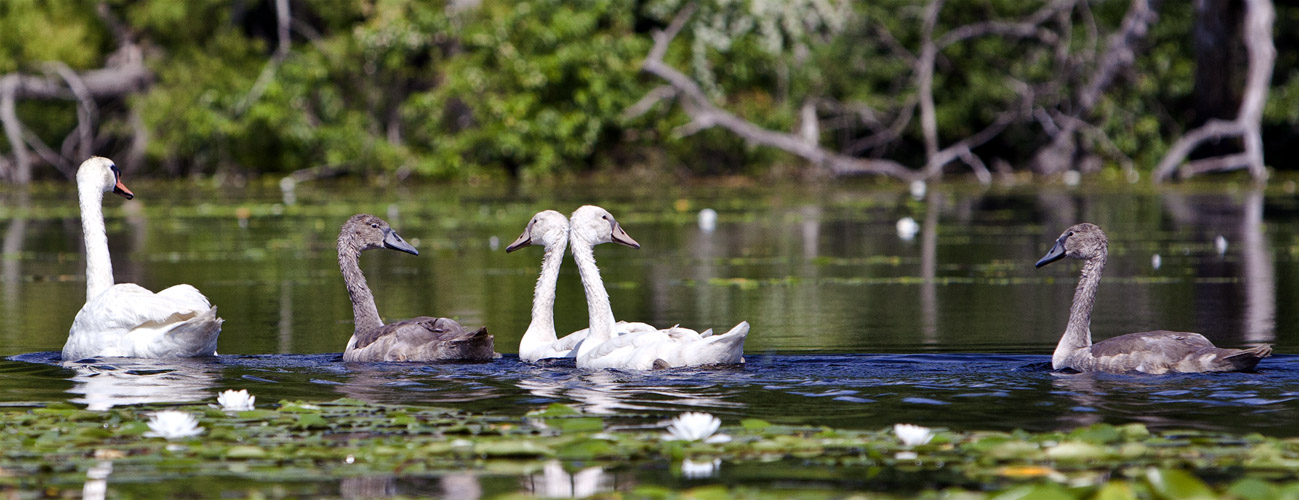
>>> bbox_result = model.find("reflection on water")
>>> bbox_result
[336,473,482,499]
[6,352,1296,436]
[514,362,743,415]
[523,461,615,498]
[60,356,221,411]
[680,458,722,479]
[82,460,112,500]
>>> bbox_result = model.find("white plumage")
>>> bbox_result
[63,157,222,360]
[567,205,747,370]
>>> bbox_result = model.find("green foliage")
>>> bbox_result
[4,1,1299,179]
[407,0,650,179]
[0,0,105,73]
[7,399,1299,498]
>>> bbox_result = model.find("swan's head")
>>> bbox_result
[340,214,418,256]
[76,156,134,200]
[1036,223,1106,268]
[569,205,639,249]
[506,210,568,253]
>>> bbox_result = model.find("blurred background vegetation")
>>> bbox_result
[0,0,1295,183]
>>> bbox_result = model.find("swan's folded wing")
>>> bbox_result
[551,328,588,353]
[82,284,213,332]
[1089,331,1214,359]
[354,316,480,350]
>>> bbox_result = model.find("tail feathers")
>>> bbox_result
[691,321,748,365]
[157,306,222,357]
[1223,344,1272,371]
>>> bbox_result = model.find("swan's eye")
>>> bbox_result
[370,223,379,229]
[1067,231,1074,237]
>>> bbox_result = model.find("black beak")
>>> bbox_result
[1035,237,1067,268]
[383,228,419,256]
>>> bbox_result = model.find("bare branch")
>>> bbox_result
[957,148,993,184]
[844,97,917,155]
[0,78,30,184]
[639,5,918,180]
[22,125,74,178]
[916,0,942,161]
[48,62,98,162]
[1031,0,1155,175]
[622,85,678,121]
[1153,0,1273,182]
[936,0,1070,48]
[235,0,293,116]
[1078,0,1153,111]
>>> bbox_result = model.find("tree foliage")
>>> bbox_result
[0,0,1296,181]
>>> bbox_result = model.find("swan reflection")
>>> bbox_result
[523,460,614,498]
[331,363,502,405]
[64,358,219,411]
[515,368,742,415]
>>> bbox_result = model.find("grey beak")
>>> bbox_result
[610,221,640,249]
[506,225,532,253]
[1035,237,1067,268]
[383,228,419,256]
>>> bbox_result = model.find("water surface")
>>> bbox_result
[2,180,1297,436]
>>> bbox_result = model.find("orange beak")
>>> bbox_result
[113,177,134,200]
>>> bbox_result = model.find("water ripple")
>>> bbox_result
[2,352,1297,435]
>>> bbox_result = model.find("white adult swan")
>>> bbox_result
[1036,223,1271,373]
[506,210,669,361]
[338,214,496,362]
[64,157,222,360]
[568,205,748,370]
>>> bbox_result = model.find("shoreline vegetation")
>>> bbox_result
[2,1,1297,185]
[4,396,1299,499]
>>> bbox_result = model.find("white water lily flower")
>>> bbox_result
[143,411,204,440]
[217,389,255,411]
[893,423,934,446]
[664,412,732,443]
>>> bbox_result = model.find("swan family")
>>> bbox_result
[61,156,1270,374]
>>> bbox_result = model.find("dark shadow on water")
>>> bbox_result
[4,351,1299,435]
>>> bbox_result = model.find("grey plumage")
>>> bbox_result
[337,214,496,362]
[1037,223,1270,374]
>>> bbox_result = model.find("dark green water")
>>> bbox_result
[3,179,1299,496]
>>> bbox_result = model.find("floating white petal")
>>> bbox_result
[143,411,204,440]
[909,180,927,200]
[217,389,255,411]
[896,217,920,241]
[698,208,718,233]
[1215,235,1228,256]
[893,423,934,446]
[664,412,730,443]
[1062,170,1081,187]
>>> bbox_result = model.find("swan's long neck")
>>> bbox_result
[521,236,567,348]
[1056,253,1104,364]
[78,183,114,300]
[338,242,383,335]
[572,236,617,359]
